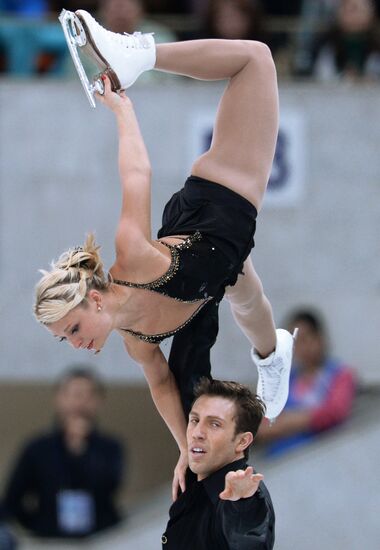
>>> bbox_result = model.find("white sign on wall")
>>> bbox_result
[187,109,306,207]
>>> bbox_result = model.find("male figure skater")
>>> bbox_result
[162,378,275,549]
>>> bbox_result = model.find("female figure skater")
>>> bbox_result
[35,10,296,499]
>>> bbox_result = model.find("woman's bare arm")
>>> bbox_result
[123,335,188,499]
[97,77,153,258]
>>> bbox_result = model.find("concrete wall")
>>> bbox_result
[0,78,379,383]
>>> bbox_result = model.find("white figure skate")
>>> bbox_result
[59,9,105,108]
[59,9,156,108]
[251,328,299,422]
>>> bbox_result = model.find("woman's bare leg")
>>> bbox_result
[155,40,278,357]
[155,40,278,211]
[74,21,277,208]
[225,258,276,358]
[158,41,294,419]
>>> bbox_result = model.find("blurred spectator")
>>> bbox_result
[0,0,67,75]
[302,0,380,80]
[187,0,294,73]
[293,0,340,76]
[256,308,357,457]
[0,366,125,540]
[99,0,176,42]
[205,0,263,39]
[191,0,267,43]
[314,0,380,80]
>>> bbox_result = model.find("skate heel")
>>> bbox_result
[76,14,122,92]
[92,68,119,96]
[102,67,121,92]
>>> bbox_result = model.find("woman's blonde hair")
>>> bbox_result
[34,234,110,324]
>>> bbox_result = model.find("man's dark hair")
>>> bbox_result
[192,378,266,459]
[55,365,105,397]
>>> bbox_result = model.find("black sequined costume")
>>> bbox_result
[115,175,258,413]
[113,232,234,344]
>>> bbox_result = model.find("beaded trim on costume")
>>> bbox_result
[112,231,202,304]
[120,298,210,344]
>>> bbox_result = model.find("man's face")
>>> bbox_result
[187,395,245,481]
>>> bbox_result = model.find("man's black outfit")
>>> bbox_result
[1,427,124,539]
[162,458,275,549]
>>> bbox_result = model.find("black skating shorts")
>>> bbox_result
[157,175,258,288]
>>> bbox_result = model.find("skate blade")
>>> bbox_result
[59,9,104,108]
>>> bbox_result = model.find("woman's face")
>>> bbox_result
[47,293,113,354]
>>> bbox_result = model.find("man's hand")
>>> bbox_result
[219,467,263,501]
[172,451,188,501]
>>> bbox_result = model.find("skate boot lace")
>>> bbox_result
[89,16,151,49]
[258,357,284,403]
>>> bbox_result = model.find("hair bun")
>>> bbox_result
[34,233,109,324]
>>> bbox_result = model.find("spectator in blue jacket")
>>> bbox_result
[257,308,357,457]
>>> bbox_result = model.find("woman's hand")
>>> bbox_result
[172,450,188,501]
[95,74,132,113]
